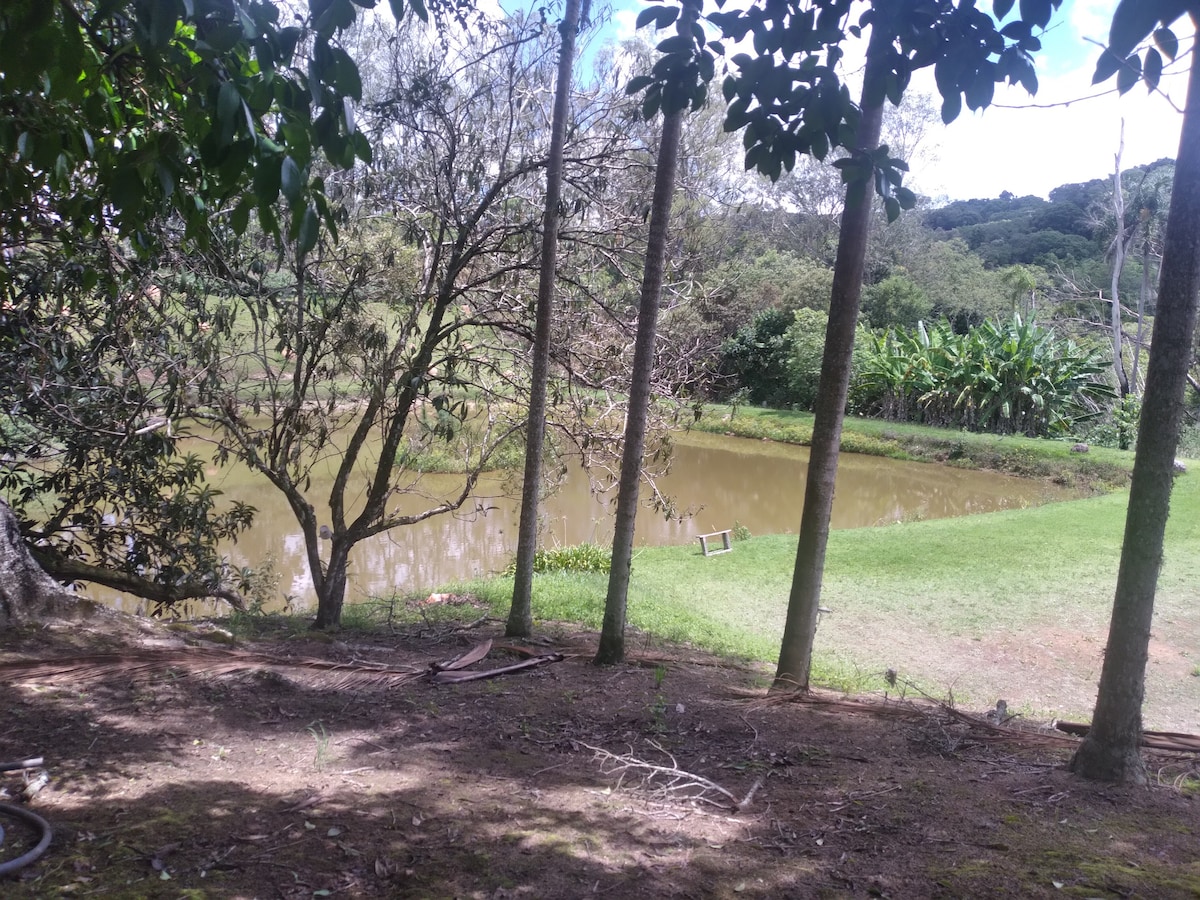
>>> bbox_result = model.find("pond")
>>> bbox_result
[100,429,1076,614]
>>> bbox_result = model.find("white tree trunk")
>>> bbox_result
[1110,123,1132,397]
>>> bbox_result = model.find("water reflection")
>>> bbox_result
[102,430,1073,613]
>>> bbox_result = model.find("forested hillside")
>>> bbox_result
[670,145,1181,449]
[922,158,1175,271]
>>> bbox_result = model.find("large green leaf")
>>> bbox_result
[280,154,303,204]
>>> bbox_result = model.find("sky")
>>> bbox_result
[482,0,1187,203]
[910,0,1188,202]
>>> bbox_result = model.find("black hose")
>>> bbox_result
[0,802,52,877]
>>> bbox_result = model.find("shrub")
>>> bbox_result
[862,274,932,329]
[855,315,1115,437]
[504,542,612,576]
[719,308,796,407]
[786,308,827,411]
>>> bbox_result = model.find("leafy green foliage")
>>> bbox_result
[857,316,1116,436]
[1082,394,1144,451]
[1093,1,1186,94]
[861,274,931,329]
[0,0,381,257]
[786,308,831,411]
[921,158,1174,272]
[719,309,797,407]
[0,0,481,611]
[395,426,527,474]
[0,256,253,604]
[881,239,1007,331]
[625,0,712,119]
[923,192,1100,267]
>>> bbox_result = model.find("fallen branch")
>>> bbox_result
[580,740,763,812]
[1054,721,1200,753]
[429,653,564,684]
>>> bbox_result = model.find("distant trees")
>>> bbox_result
[719,309,800,408]
[861,274,931,329]
[922,165,1172,273]
[786,309,835,412]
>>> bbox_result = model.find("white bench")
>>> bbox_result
[697,529,733,557]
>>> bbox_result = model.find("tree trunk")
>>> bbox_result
[595,11,693,666]
[313,541,350,630]
[508,0,583,639]
[1071,29,1200,783]
[773,27,888,691]
[0,499,94,630]
[1110,123,1132,397]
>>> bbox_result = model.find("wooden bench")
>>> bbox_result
[697,529,733,557]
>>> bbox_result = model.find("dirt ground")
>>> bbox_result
[2,607,1199,899]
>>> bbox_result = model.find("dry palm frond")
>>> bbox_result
[0,647,426,691]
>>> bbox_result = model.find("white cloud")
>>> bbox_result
[610,6,641,44]
[1064,0,1116,50]
[906,5,1188,202]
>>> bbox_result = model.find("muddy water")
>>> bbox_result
[103,430,1074,613]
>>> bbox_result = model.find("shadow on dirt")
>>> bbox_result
[4,626,1200,898]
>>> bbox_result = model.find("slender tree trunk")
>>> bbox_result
[773,27,888,690]
[508,0,584,638]
[1071,30,1200,783]
[595,14,693,666]
[1110,123,1132,397]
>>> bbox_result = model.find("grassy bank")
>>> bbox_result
[445,429,1199,727]
[690,404,1135,492]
